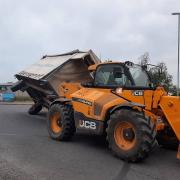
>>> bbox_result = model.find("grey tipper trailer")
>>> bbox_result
[12,49,101,114]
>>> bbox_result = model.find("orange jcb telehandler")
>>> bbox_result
[47,61,180,162]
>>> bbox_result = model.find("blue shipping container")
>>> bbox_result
[2,93,15,102]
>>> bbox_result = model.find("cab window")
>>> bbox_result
[94,64,132,87]
[129,65,151,87]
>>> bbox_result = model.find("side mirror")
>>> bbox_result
[81,82,94,87]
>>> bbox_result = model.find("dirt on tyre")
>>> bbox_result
[28,104,42,115]
[47,103,75,141]
[106,109,157,162]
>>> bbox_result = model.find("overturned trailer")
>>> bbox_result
[12,49,101,114]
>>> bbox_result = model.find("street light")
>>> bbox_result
[172,12,180,96]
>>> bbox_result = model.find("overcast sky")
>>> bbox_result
[0,0,179,84]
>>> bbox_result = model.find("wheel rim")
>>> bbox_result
[50,112,62,133]
[114,121,136,150]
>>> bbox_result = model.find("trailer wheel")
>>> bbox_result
[28,104,42,115]
[106,109,157,162]
[47,104,75,141]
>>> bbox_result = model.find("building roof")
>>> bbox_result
[0,82,14,86]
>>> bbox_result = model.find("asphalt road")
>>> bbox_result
[0,105,179,180]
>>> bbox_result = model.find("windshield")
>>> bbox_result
[129,65,151,87]
[94,64,132,87]
[94,63,152,88]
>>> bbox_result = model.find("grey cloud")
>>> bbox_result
[0,0,179,83]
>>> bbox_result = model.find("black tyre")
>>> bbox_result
[47,104,75,141]
[106,109,157,162]
[28,104,42,115]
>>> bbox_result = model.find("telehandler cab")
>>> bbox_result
[47,61,180,162]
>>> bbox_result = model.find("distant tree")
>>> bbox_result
[138,52,150,66]
[169,85,177,96]
[139,53,173,92]
[149,62,173,91]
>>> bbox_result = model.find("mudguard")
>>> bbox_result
[110,102,145,114]
[50,98,71,107]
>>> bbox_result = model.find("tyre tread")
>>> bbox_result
[106,109,157,162]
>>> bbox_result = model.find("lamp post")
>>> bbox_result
[172,12,180,96]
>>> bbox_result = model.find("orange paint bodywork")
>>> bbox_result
[159,96,180,140]
[71,86,180,142]
[62,83,180,160]
[71,88,125,120]
[58,82,82,99]
[71,88,159,121]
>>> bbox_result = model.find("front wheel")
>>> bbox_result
[106,109,157,162]
[47,104,76,141]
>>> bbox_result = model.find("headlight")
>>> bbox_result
[115,88,123,94]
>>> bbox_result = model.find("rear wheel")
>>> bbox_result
[106,109,157,162]
[47,104,75,141]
